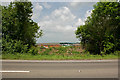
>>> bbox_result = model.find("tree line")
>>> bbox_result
[75,2,120,55]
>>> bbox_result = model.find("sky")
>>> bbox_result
[31,2,96,43]
[1,1,97,43]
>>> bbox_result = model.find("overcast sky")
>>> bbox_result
[32,2,96,43]
[1,1,96,43]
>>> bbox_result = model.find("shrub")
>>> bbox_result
[112,51,120,55]
[71,51,80,54]
[28,46,38,55]
[2,37,38,55]
[2,38,28,54]
[41,48,51,55]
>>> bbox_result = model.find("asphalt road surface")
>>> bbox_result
[2,60,118,78]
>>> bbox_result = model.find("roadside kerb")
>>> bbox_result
[1,60,118,63]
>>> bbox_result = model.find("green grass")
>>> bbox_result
[2,53,118,60]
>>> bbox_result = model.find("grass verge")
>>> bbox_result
[2,54,118,60]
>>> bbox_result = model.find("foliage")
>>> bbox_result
[28,46,38,55]
[2,36,38,55]
[2,44,118,60]
[2,1,42,47]
[2,1,42,55]
[2,36,28,54]
[39,46,82,56]
[75,2,120,55]
[41,48,51,55]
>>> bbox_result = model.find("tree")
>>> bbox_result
[2,1,42,47]
[75,2,120,55]
[0,5,2,54]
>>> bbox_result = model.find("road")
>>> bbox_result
[2,60,118,78]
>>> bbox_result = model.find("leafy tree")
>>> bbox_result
[2,1,42,47]
[0,5,2,32]
[0,5,1,32]
[2,1,42,55]
[75,2,120,55]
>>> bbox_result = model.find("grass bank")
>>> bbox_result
[2,46,119,60]
[2,53,118,60]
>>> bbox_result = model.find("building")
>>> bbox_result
[37,43,61,48]
[37,42,80,48]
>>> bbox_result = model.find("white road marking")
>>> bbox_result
[0,71,30,73]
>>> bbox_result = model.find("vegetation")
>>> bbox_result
[2,1,42,55]
[2,46,119,60]
[1,1,119,60]
[75,2,120,55]
[39,46,83,56]
[0,6,1,56]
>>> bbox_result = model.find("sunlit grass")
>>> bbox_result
[2,53,118,60]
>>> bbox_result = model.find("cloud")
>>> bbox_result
[42,2,51,9]
[0,2,10,6]
[85,10,92,18]
[35,4,94,43]
[70,2,80,7]
[37,6,79,43]
[74,10,92,26]
[32,2,96,43]
[39,6,76,31]
[69,0,85,7]
[31,3,43,20]
[75,18,84,26]
[82,9,93,22]
[51,7,76,22]
[34,3,43,11]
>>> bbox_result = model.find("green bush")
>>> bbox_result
[56,47,67,54]
[28,46,38,55]
[2,37,38,55]
[41,48,51,55]
[72,51,80,54]
[112,51,119,55]
[2,38,28,54]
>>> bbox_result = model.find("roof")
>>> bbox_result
[37,43,61,46]
[37,43,80,46]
